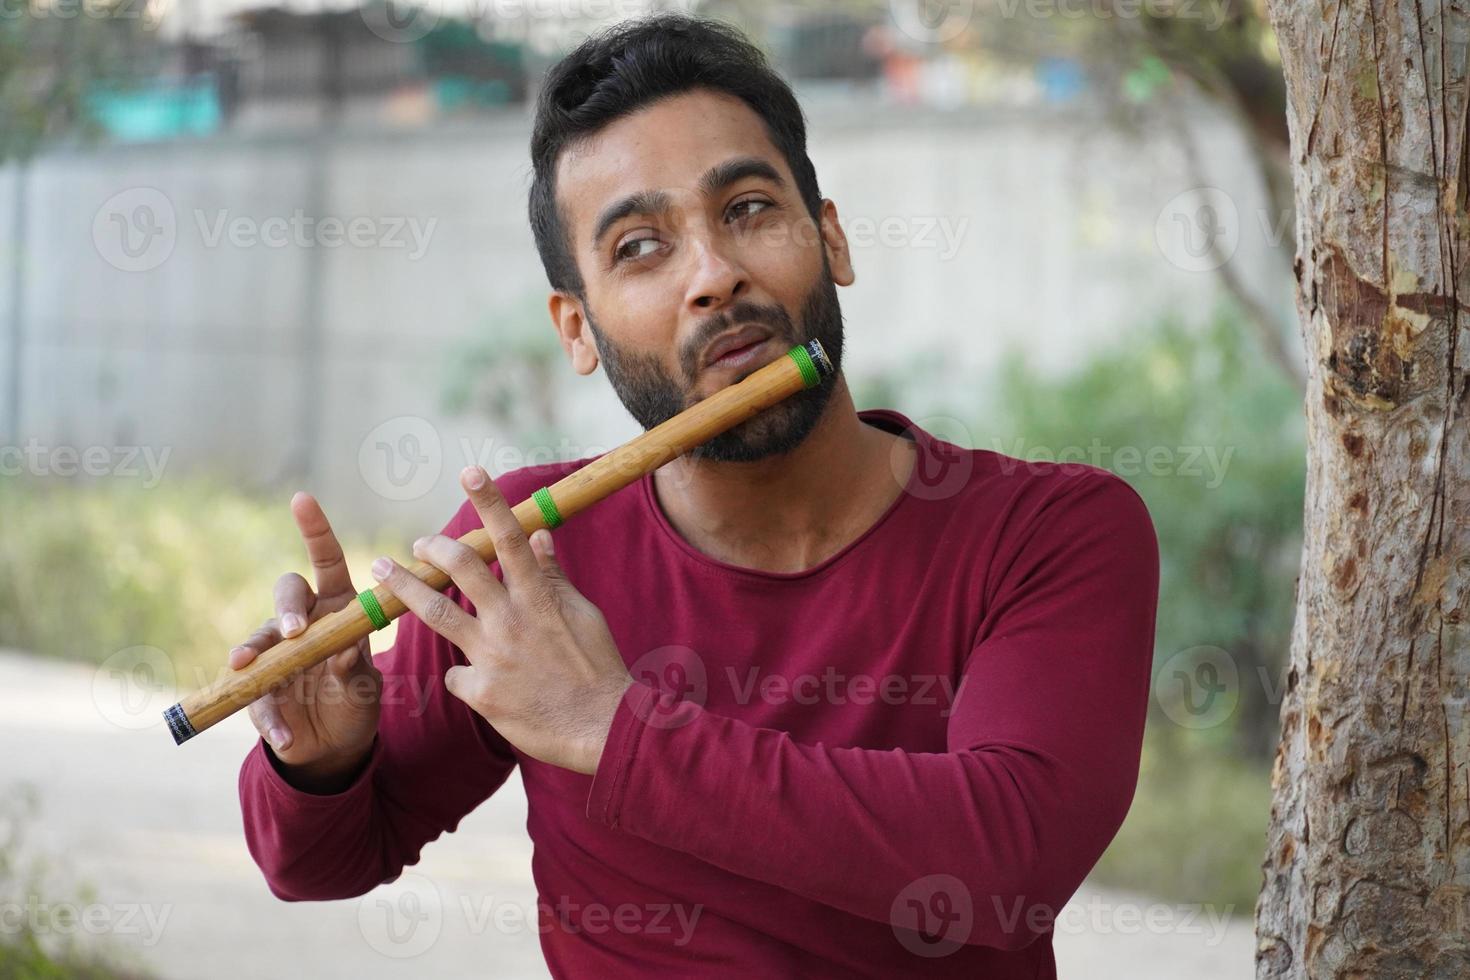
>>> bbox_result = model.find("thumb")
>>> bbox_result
[530,529,571,589]
[444,664,472,703]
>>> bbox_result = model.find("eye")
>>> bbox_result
[727,198,773,222]
[614,236,662,263]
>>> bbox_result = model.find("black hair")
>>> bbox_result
[528,14,824,297]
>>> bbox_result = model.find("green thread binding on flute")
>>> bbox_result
[532,486,564,528]
[357,589,389,630]
[787,345,819,388]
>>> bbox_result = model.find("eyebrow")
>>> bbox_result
[589,156,787,250]
[591,189,672,251]
[698,156,786,197]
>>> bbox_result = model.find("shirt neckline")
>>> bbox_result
[639,408,932,582]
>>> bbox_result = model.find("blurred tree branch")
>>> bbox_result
[822,0,1304,389]
[0,0,160,164]
[986,0,1301,387]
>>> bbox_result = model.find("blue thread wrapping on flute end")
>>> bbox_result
[357,589,390,630]
[532,486,564,528]
[804,339,834,380]
[164,703,197,745]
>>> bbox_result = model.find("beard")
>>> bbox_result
[584,257,845,464]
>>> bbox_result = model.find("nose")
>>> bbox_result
[682,234,748,314]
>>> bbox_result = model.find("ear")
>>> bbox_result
[817,199,855,287]
[548,290,600,376]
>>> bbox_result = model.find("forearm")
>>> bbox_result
[585,473,1158,950]
[239,734,397,900]
[586,683,1142,951]
[238,627,522,900]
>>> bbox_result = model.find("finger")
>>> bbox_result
[229,618,283,670]
[267,687,299,751]
[444,664,469,702]
[528,529,571,591]
[460,467,542,592]
[411,533,505,613]
[371,557,476,651]
[273,572,315,639]
[329,638,372,673]
[291,491,355,600]
[247,698,291,752]
[228,645,256,670]
[443,664,486,708]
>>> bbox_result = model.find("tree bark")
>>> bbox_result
[1257,0,1470,975]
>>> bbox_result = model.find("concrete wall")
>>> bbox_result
[0,97,1296,532]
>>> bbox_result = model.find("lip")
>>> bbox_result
[703,325,775,368]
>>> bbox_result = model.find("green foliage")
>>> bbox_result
[985,303,1305,759]
[0,2,158,163]
[439,293,567,450]
[0,474,403,685]
[0,785,154,979]
[1093,728,1272,914]
[905,303,1304,910]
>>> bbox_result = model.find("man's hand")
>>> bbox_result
[229,492,382,793]
[370,466,634,775]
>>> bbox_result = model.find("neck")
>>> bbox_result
[651,376,917,573]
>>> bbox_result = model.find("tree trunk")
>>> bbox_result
[1257,0,1470,975]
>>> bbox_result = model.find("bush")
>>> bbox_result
[0,474,403,687]
[0,785,154,979]
[870,302,1305,912]
[983,303,1305,762]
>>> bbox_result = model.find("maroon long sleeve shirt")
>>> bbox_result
[239,407,1160,978]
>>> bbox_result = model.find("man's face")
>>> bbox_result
[549,89,855,462]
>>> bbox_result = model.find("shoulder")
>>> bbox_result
[874,409,1152,534]
[977,456,1158,578]
[991,457,1153,531]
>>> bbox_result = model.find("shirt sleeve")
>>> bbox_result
[238,505,520,901]
[585,470,1159,951]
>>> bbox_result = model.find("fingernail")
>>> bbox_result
[461,466,485,489]
[269,727,288,751]
[535,529,554,555]
[229,645,247,658]
[372,557,392,580]
[282,613,306,636]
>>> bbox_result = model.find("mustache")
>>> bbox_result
[685,301,795,372]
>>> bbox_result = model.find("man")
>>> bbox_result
[233,14,1159,978]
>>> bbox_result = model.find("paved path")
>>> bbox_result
[0,650,1252,978]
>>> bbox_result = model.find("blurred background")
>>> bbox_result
[0,0,1301,976]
